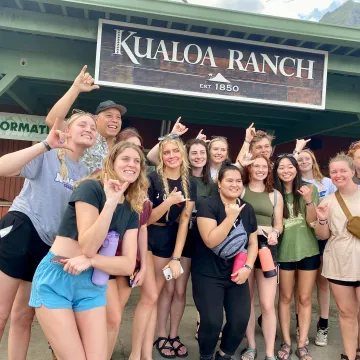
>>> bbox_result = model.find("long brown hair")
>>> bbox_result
[243,154,274,192]
[186,138,211,185]
[78,141,149,213]
[157,137,190,200]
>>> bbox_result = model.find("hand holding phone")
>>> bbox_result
[50,255,69,266]
[163,265,184,281]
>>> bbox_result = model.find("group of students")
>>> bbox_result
[0,66,359,360]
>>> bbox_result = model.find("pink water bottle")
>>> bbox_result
[92,231,120,285]
[231,252,247,281]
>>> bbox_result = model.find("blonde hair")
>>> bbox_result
[58,112,96,180]
[299,149,324,183]
[157,137,190,202]
[78,141,149,213]
[329,152,355,171]
[208,136,229,155]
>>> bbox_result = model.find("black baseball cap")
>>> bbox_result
[95,100,127,116]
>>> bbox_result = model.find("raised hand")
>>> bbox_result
[297,184,314,204]
[224,202,246,220]
[238,151,255,167]
[315,203,329,221]
[104,173,129,204]
[45,117,75,152]
[295,138,311,153]
[170,117,188,136]
[165,187,189,206]
[72,65,100,93]
[196,129,210,143]
[245,122,256,142]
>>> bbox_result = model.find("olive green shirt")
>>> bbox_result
[278,185,319,262]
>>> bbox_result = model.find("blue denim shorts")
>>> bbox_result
[29,251,107,312]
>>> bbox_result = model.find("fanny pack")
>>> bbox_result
[212,217,248,260]
[335,190,360,239]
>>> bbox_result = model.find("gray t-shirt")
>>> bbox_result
[10,150,89,246]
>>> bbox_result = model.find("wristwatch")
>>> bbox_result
[244,264,252,271]
[293,150,300,156]
[171,257,181,262]
[272,229,280,238]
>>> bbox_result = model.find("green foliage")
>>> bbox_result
[320,0,360,28]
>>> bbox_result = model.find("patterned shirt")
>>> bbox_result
[81,133,109,174]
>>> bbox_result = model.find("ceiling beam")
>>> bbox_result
[0,74,19,97]
[29,0,360,49]
[0,7,97,41]
[274,113,360,144]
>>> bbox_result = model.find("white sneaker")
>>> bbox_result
[315,327,329,347]
[296,326,309,346]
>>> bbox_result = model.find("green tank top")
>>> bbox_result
[242,185,273,227]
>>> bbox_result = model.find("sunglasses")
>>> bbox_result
[210,136,228,140]
[71,109,96,119]
[277,153,295,159]
[158,133,180,141]
[350,140,360,148]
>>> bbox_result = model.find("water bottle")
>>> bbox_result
[258,243,277,278]
[231,251,247,281]
[92,231,120,285]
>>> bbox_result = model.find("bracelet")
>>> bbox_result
[244,264,252,271]
[293,150,300,155]
[42,140,52,151]
[305,202,314,206]
[171,257,181,262]
[272,229,280,238]
[244,139,251,144]
[318,219,328,225]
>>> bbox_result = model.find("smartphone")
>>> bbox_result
[163,265,184,281]
[50,255,68,266]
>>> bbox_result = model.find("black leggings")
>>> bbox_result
[192,272,251,357]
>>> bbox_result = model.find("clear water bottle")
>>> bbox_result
[92,231,120,285]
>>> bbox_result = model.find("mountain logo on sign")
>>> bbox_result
[207,73,230,83]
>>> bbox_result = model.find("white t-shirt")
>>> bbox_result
[302,177,337,200]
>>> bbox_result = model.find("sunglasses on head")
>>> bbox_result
[210,136,228,140]
[350,140,360,148]
[277,153,295,159]
[158,133,180,141]
[71,109,96,119]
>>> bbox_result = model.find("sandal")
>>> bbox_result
[168,336,188,358]
[153,337,176,359]
[241,347,257,359]
[277,342,292,360]
[295,345,312,360]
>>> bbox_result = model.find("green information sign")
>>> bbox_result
[0,112,49,141]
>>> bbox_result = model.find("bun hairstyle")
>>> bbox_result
[330,152,355,171]
[217,160,242,183]
[243,154,274,192]
[77,141,149,213]
[58,112,96,180]
[186,138,211,185]
[157,137,190,201]
[273,154,302,219]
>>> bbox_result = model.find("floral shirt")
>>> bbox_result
[81,133,109,174]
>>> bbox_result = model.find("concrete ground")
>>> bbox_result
[0,279,343,360]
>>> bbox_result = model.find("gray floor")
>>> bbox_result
[0,279,343,360]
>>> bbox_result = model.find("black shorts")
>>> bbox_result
[148,224,178,258]
[318,239,328,257]
[328,278,360,287]
[254,235,278,269]
[279,254,320,271]
[0,211,50,282]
